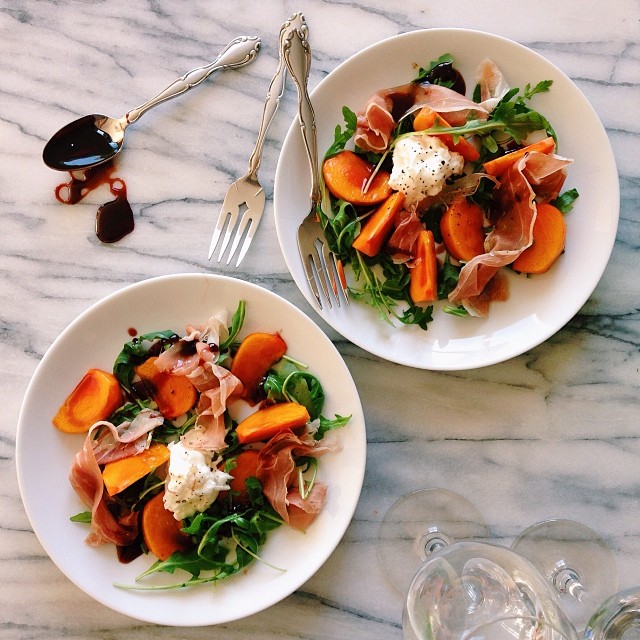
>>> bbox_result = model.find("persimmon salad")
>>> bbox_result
[54,301,350,590]
[319,54,579,327]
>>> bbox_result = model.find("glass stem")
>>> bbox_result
[553,566,586,602]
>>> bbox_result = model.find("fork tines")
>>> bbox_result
[208,181,265,266]
[299,235,349,310]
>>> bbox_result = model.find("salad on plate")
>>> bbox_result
[318,53,579,330]
[53,300,350,590]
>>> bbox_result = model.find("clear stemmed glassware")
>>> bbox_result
[377,489,579,640]
[378,488,490,594]
[403,541,580,639]
[512,519,618,630]
[583,586,640,640]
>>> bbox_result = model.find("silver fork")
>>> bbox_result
[208,16,298,266]
[283,15,349,309]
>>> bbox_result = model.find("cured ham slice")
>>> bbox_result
[476,58,510,112]
[355,81,491,153]
[287,484,328,531]
[91,409,163,465]
[181,362,243,451]
[354,83,415,153]
[410,83,490,126]
[69,426,139,546]
[522,151,572,203]
[448,154,537,312]
[387,206,423,263]
[256,430,341,530]
[449,151,572,313]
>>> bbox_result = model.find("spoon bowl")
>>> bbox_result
[42,35,261,171]
[43,114,126,170]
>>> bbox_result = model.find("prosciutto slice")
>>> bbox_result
[448,151,572,313]
[409,83,491,126]
[181,362,243,450]
[287,484,328,531]
[256,430,341,530]
[354,83,416,153]
[386,206,424,263]
[476,58,510,112]
[448,154,537,311]
[91,409,163,465]
[69,426,139,546]
[522,152,572,203]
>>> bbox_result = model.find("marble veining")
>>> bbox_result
[1,0,639,638]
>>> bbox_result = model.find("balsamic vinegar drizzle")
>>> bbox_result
[54,161,134,243]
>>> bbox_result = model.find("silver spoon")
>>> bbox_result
[42,35,261,171]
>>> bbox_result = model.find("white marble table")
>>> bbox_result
[2,1,638,637]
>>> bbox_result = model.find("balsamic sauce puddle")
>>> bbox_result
[54,161,134,243]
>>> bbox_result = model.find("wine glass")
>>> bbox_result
[402,539,579,639]
[378,488,490,594]
[377,489,579,639]
[512,519,618,630]
[583,586,640,640]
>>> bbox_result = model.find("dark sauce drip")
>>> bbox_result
[117,540,144,564]
[95,180,134,243]
[43,115,119,171]
[426,61,466,95]
[53,161,134,244]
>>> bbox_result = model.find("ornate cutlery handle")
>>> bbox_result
[247,16,300,178]
[283,14,321,206]
[126,35,261,124]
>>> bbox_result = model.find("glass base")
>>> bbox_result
[377,488,489,593]
[513,519,618,630]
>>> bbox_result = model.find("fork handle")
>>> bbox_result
[247,16,300,178]
[283,14,321,206]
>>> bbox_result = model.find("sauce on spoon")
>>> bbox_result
[44,115,122,171]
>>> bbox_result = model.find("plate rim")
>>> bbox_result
[16,272,366,625]
[273,27,619,371]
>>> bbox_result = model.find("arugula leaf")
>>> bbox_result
[410,79,556,160]
[113,329,178,391]
[437,255,461,300]
[220,300,246,351]
[282,371,325,421]
[314,413,352,441]
[551,188,580,213]
[263,359,325,421]
[415,53,454,84]
[121,480,285,590]
[324,106,357,158]
[70,511,92,523]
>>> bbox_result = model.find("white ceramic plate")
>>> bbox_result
[16,273,366,626]
[274,28,619,370]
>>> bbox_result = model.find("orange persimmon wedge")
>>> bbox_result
[322,150,392,206]
[227,449,261,504]
[482,136,556,176]
[53,368,124,433]
[236,402,310,444]
[142,490,191,561]
[440,196,486,262]
[409,229,438,303]
[413,106,480,162]
[512,203,566,274]
[135,357,197,419]
[230,332,287,403]
[352,191,405,257]
[102,442,170,496]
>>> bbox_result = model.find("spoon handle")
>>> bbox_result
[125,35,261,125]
